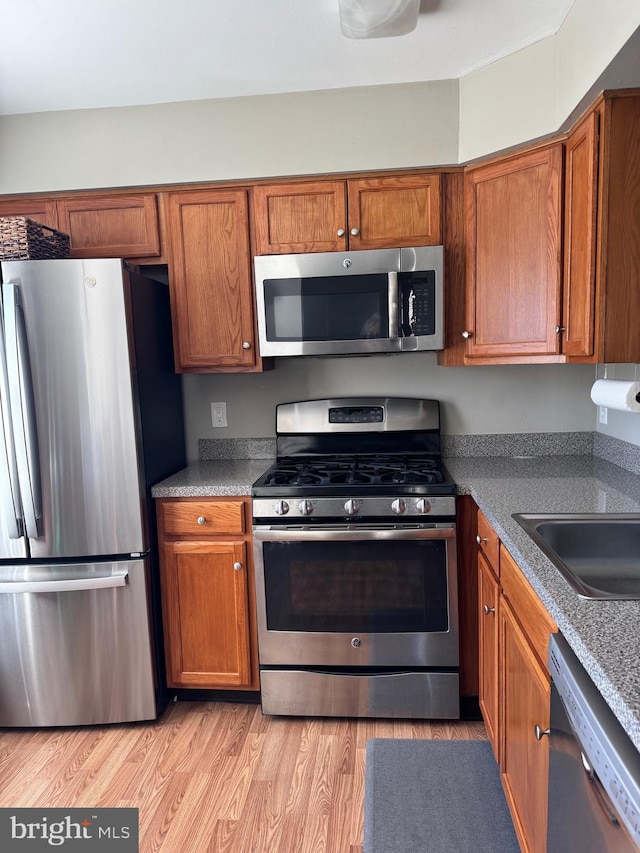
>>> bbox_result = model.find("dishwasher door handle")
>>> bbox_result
[580,750,622,827]
[0,572,129,594]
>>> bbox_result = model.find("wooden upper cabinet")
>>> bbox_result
[464,144,563,360]
[347,175,442,250]
[0,198,59,230]
[562,111,599,358]
[594,92,640,364]
[56,194,160,258]
[164,188,259,372]
[252,173,442,255]
[253,181,348,254]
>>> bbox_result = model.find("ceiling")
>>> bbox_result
[1,0,575,117]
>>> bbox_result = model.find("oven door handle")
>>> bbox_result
[252,525,456,542]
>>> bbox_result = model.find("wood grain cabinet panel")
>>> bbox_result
[562,110,599,357]
[253,173,442,255]
[478,552,500,761]
[253,181,347,254]
[164,188,260,372]
[157,497,258,691]
[56,194,160,258]
[0,198,59,230]
[464,144,563,360]
[500,598,550,853]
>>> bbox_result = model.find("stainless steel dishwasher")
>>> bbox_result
[547,633,640,852]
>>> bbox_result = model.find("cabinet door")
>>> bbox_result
[478,553,500,761]
[347,174,442,250]
[252,181,347,254]
[465,145,563,358]
[562,111,599,357]
[161,539,253,689]
[500,598,550,853]
[0,198,59,230]
[56,194,160,258]
[165,188,257,371]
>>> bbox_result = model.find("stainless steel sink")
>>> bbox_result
[512,513,640,599]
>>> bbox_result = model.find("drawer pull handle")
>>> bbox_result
[233,561,242,571]
[476,535,488,545]
[482,604,495,616]
[197,516,207,525]
[534,724,550,740]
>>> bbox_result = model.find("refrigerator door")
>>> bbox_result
[1,259,145,559]
[0,559,157,726]
[0,292,27,558]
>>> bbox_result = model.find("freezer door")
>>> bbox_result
[0,559,157,726]
[1,259,145,558]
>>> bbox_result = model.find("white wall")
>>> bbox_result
[182,355,595,463]
[0,81,459,194]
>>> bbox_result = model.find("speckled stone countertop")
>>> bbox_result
[151,459,274,497]
[152,453,640,751]
[445,454,640,752]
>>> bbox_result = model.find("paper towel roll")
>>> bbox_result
[590,379,640,412]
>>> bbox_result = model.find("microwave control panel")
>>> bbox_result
[399,272,436,337]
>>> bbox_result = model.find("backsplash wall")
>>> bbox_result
[595,363,640,448]
[182,354,596,463]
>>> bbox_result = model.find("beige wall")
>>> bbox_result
[0,81,458,194]
[459,0,640,162]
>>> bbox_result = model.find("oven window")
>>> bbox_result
[262,539,449,633]
[263,274,389,342]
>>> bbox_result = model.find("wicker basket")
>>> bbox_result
[0,217,71,260]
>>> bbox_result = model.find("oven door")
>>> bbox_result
[252,524,458,668]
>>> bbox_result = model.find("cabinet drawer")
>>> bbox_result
[477,509,500,575]
[500,544,557,671]
[162,500,246,536]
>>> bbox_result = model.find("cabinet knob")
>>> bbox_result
[482,604,495,616]
[242,341,251,350]
[534,724,551,740]
[476,535,488,545]
[350,227,360,236]
[233,561,242,571]
[197,516,207,525]
[554,325,566,335]
[337,228,346,237]
[462,330,472,339]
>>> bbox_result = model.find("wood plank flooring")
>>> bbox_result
[0,700,486,852]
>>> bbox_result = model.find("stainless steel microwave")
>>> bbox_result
[254,245,444,357]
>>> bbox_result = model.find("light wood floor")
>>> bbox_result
[0,700,486,852]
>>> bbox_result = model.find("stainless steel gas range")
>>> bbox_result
[251,397,459,719]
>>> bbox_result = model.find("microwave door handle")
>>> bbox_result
[0,294,23,538]
[4,284,42,541]
[388,271,399,338]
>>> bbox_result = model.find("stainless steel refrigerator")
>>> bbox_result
[0,258,185,726]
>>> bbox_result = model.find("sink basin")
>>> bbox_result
[512,513,640,599]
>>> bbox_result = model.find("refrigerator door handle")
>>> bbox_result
[0,292,23,539]
[3,283,42,541]
[0,571,129,594]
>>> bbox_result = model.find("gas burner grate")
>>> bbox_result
[262,454,445,488]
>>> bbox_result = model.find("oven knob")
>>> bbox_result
[391,499,407,515]
[415,498,432,514]
[344,499,360,516]
[273,500,290,515]
[298,500,314,516]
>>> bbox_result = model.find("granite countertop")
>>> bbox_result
[152,453,640,750]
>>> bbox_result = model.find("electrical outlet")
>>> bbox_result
[211,402,228,428]
[599,405,608,425]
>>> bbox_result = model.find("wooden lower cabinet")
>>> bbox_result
[475,507,557,853]
[157,497,259,691]
[500,597,550,853]
[478,552,500,760]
